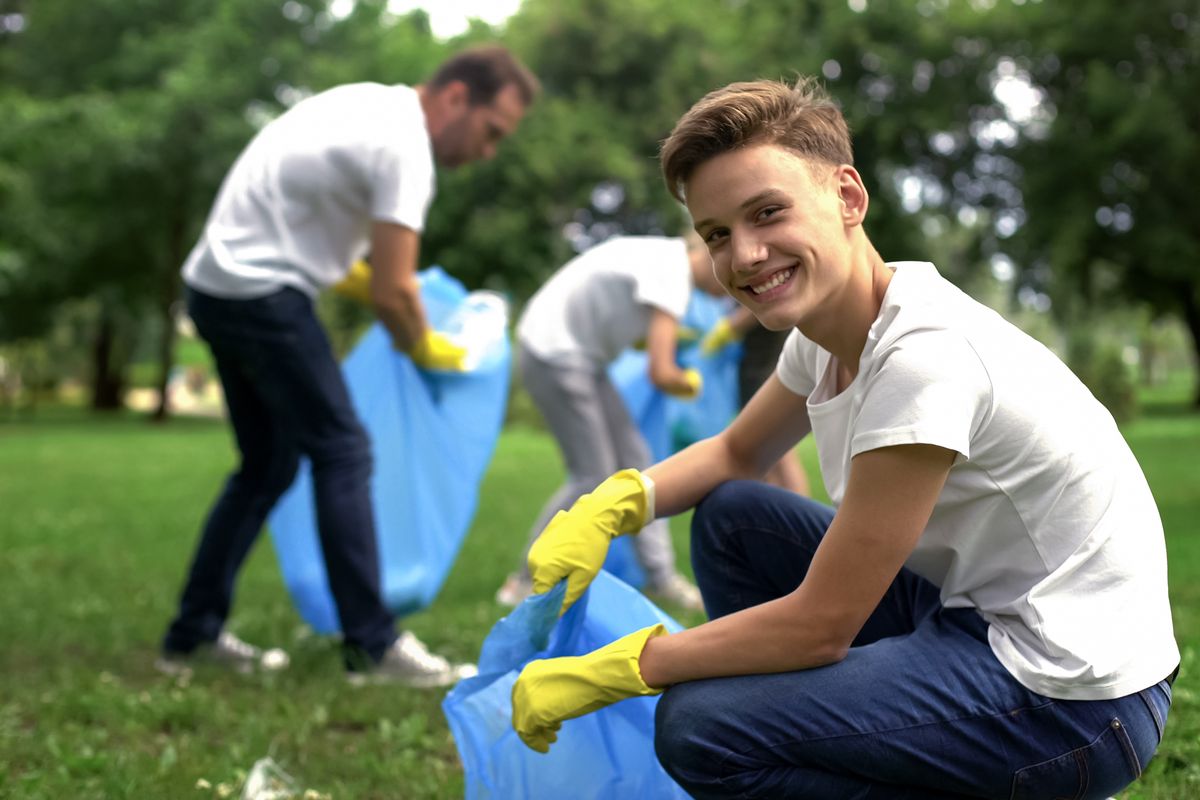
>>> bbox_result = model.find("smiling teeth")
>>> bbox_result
[750,268,793,295]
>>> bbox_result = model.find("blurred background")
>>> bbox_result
[0,0,1196,422]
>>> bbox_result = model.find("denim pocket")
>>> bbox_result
[1010,718,1141,800]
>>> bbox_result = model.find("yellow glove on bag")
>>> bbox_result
[527,469,652,613]
[409,329,468,372]
[512,623,667,753]
[663,367,703,400]
[331,259,374,306]
[699,316,742,356]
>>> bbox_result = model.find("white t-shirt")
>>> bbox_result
[182,83,436,298]
[777,261,1178,700]
[517,236,693,368]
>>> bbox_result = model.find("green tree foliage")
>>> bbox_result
[1000,0,1200,404]
[0,0,403,412]
[1,0,1194,414]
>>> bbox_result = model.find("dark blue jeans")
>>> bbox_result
[655,481,1173,799]
[163,287,396,661]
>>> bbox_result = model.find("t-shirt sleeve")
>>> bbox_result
[776,329,820,397]
[369,126,436,232]
[851,331,992,459]
[632,238,691,319]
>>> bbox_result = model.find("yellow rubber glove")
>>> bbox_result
[408,329,468,372]
[662,367,702,400]
[512,623,667,753]
[527,469,652,613]
[331,259,373,306]
[699,317,742,356]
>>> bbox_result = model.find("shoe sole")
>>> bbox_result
[345,664,478,689]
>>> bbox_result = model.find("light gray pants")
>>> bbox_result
[516,344,678,587]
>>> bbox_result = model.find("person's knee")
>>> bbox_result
[655,684,725,793]
[692,480,764,553]
[308,425,373,479]
[262,451,302,500]
[231,450,301,504]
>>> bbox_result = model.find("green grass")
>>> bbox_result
[0,386,1197,798]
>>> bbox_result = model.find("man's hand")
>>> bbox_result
[408,329,468,371]
[331,260,374,306]
[699,317,742,356]
[527,469,652,613]
[662,368,702,400]
[512,624,667,753]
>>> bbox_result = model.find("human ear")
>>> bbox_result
[442,80,470,110]
[836,165,869,227]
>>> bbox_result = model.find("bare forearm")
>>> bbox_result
[638,591,847,687]
[645,435,758,517]
[372,277,428,351]
[728,306,759,336]
[648,363,695,396]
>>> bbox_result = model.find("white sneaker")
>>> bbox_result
[346,631,478,688]
[495,573,534,607]
[646,573,704,612]
[155,631,290,676]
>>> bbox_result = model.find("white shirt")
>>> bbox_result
[182,83,436,298]
[517,236,693,368]
[777,261,1178,700]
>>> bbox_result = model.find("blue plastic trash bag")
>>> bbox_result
[599,352,668,588]
[607,349,670,462]
[609,290,742,463]
[602,293,740,587]
[443,572,691,800]
[668,291,742,449]
[268,267,511,632]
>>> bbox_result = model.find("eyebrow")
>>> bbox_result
[694,188,787,231]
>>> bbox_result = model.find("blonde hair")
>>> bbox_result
[660,77,852,202]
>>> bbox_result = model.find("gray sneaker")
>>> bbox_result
[155,631,290,676]
[646,573,705,612]
[495,573,534,607]
[346,631,478,688]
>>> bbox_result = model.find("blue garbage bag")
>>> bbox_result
[609,290,742,462]
[602,293,740,587]
[669,291,742,449]
[443,572,691,800]
[268,267,511,632]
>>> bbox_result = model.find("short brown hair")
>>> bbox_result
[660,77,852,202]
[428,45,540,108]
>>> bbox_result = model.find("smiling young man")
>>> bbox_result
[510,78,1178,798]
[160,46,538,686]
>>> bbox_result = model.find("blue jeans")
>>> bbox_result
[655,481,1173,799]
[163,287,396,661]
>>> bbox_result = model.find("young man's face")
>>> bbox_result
[432,82,527,169]
[686,143,862,332]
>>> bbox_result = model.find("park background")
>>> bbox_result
[1,0,1197,797]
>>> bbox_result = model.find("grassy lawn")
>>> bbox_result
[0,378,1196,798]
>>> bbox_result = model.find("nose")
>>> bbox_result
[731,230,767,275]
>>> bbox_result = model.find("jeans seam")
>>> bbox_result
[1112,717,1143,777]
[715,699,1059,786]
[1137,686,1165,742]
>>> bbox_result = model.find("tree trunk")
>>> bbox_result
[1181,286,1200,409]
[151,253,185,423]
[152,193,191,422]
[90,311,125,411]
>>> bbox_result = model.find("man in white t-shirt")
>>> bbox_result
[495,234,719,611]
[508,78,1179,797]
[159,46,538,686]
